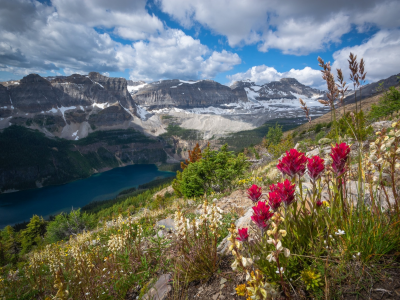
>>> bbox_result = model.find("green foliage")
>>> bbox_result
[328,110,373,141]
[160,124,200,140]
[266,123,283,146]
[176,144,249,198]
[369,86,400,120]
[0,226,21,265]
[20,215,47,254]
[315,131,325,143]
[267,134,294,158]
[315,123,323,133]
[45,209,96,243]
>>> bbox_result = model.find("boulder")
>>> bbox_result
[142,274,171,300]
[156,218,175,231]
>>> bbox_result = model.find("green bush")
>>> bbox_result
[175,144,249,198]
[315,131,325,143]
[266,123,283,146]
[315,123,323,133]
[46,209,96,243]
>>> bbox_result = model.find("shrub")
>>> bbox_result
[265,123,283,146]
[176,144,249,197]
[46,209,96,243]
[267,134,294,158]
[315,123,323,133]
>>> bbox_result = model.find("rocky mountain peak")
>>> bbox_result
[20,74,52,86]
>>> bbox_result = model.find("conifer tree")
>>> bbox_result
[21,215,46,253]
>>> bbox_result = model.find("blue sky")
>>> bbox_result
[0,0,399,89]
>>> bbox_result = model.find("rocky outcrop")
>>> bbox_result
[0,73,138,139]
[233,78,324,101]
[131,79,243,109]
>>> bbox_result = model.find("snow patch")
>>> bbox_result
[170,86,177,88]
[136,105,151,120]
[72,130,78,137]
[75,136,79,140]
[179,80,200,84]
[127,83,147,93]
[92,103,109,110]
[244,87,260,101]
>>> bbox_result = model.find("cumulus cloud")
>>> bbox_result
[0,0,241,82]
[157,0,400,55]
[227,65,325,89]
[126,30,240,81]
[332,29,400,82]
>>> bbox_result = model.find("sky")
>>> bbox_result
[0,0,399,89]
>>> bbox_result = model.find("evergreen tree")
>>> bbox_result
[265,123,283,146]
[20,215,46,254]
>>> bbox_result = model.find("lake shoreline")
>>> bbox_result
[0,164,176,228]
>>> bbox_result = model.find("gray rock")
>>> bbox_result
[156,218,175,231]
[218,207,253,255]
[306,148,320,157]
[142,274,171,300]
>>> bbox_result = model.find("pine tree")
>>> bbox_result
[21,215,46,253]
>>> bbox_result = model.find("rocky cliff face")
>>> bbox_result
[231,78,324,101]
[0,73,138,140]
[131,79,244,109]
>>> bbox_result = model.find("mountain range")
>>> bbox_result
[0,72,398,192]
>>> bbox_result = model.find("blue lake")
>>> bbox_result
[0,164,175,228]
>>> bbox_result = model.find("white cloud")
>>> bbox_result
[332,29,400,82]
[157,0,400,55]
[0,0,241,82]
[227,65,325,89]
[200,50,241,78]
[127,30,241,81]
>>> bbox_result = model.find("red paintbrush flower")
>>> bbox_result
[330,143,351,176]
[277,149,307,178]
[316,200,323,207]
[236,228,249,242]
[251,215,269,229]
[274,179,296,207]
[307,155,325,181]
[267,191,282,211]
[247,184,262,202]
[252,201,274,220]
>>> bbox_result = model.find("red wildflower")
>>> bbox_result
[316,200,323,207]
[247,184,262,202]
[330,143,351,176]
[236,228,249,242]
[252,201,274,221]
[307,155,325,181]
[274,179,296,207]
[251,215,269,229]
[277,149,307,178]
[267,191,282,211]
